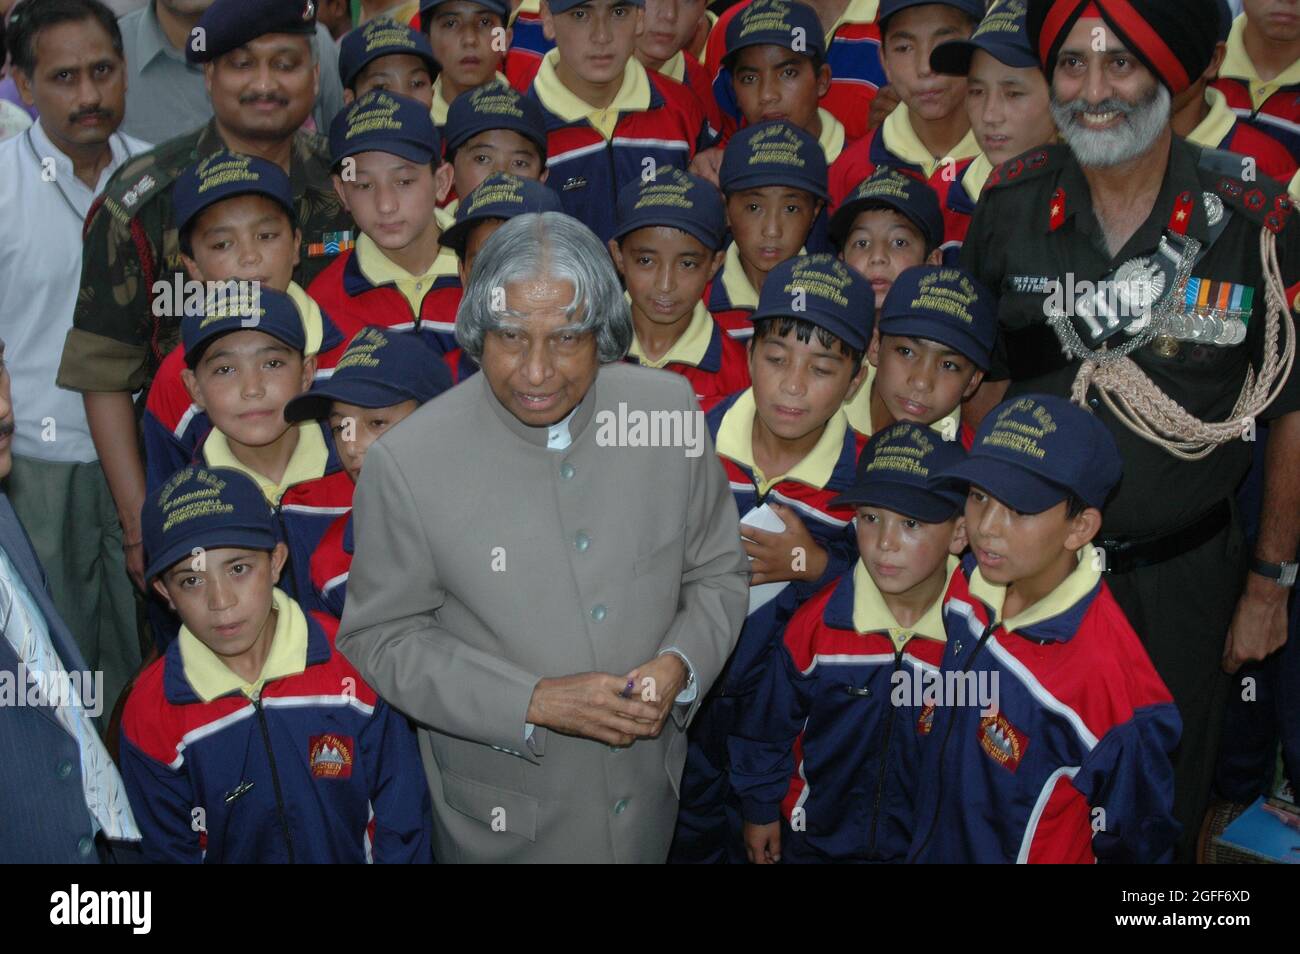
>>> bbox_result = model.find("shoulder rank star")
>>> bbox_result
[1050,188,1065,231]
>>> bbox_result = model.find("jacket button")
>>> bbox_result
[77,836,94,858]
[560,462,575,480]
[1088,397,1099,408]
[613,798,629,814]
[591,604,607,622]
[56,759,73,779]
[574,532,590,552]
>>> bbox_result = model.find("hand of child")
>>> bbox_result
[689,146,724,187]
[868,85,902,131]
[743,503,828,585]
[744,821,782,864]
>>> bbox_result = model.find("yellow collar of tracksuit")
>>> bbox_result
[969,546,1100,633]
[719,241,761,310]
[961,151,994,198]
[179,588,309,702]
[533,48,651,139]
[1221,13,1300,110]
[852,554,955,651]
[355,231,458,313]
[660,51,687,84]
[828,0,879,36]
[627,298,714,368]
[882,105,981,178]
[843,360,962,439]
[203,421,329,506]
[716,387,849,496]
[817,108,847,164]
[431,72,510,125]
[285,281,325,358]
[1188,86,1239,151]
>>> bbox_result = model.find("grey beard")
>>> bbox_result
[1050,83,1172,168]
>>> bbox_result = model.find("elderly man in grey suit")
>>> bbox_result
[0,336,141,863]
[339,213,749,863]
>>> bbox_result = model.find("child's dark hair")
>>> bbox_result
[1065,493,1089,519]
[178,200,297,259]
[880,9,978,45]
[751,316,864,375]
[5,0,123,76]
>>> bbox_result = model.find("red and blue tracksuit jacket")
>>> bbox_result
[671,393,864,862]
[1210,112,1298,185]
[304,248,474,376]
[503,0,550,91]
[1212,55,1300,165]
[310,510,354,621]
[625,319,752,403]
[119,609,432,863]
[526,72,712,243]
[907,553,1183,864]
[141,310,346,496]
[830,128,978,263]
[706,280,755,342]
[704,0,885,142]
[729,565,948,862]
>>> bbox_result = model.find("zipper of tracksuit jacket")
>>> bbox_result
[252,694,296,863]
[867,644,905,857]
[908,616,996,863]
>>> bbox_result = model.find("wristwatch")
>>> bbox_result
[1250,558,1299,587]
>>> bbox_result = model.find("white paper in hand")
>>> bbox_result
[741,503,789,615]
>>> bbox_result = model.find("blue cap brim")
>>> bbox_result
[612,216,722,251]
[930,36,1039,75]
[877,315,991,370]
[749,308,867,353]
[146,527,278,581]
[829,482,962,522]
[284,380,421,422]
[935,456,1070,515]
[333,139,437,167]
[722,171,829,202]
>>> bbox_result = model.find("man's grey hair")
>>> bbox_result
[455,212,633,363]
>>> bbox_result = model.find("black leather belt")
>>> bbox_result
[1097,500,1231,575]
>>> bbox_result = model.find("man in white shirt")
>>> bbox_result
[0,0,150,724]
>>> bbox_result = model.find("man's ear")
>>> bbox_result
[181,254,205,283]
[12,69,34,107]
[269,542,289,584]
[844,358,870,402]
[181,367,205,410]
[815,63,833,99]
[151,578,176,610]
[434,161,455,204]
[926,247,944,265]
[299,354,318,391]
[457,259,471,286]
[343,87,355,106]
[203,62,214,97]
[1206,41,1227,81]
[962,368,985,401]
[866,326,881,367]
[948,515,969,556]
[1066,507,1103,554]
[292,227,303,270]
[540,1,556,41]
[539,166,549,183]
[706,249,725,282]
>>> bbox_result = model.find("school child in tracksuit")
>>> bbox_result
[120,466,432,863]
[306,92,466,370]
[442,83,550,219]
[730,421,968,862]
[908,394,1183,864]
[285,327,453,620]
[524,0,712,242]
[709,121,827,340]
[841,264,993,446]
[439,171,565,283]
[634,0,724,139]
[338,17,439,108]
[828,0,984,235]
[608,168,750,403]
[502,0,552,90]
[143,152,344,495]
[179,287,350,617]
[670,254,873,863]
[705,0,886,142]
[1213,3,1300,167]
[419,0,513,127]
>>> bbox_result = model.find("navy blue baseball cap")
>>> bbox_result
[440,172,563,254]
[174,150,296,238]
[330,90,441,168]
[932,394,1123,514]
[285,327,453,422]
[338,18,438,90]
[546,0,642,12]
[831,421,968,520]
[931,0,1037,74]
[723,0,828,66]
[443,84,549,162]
[751,253,875,352]
[878,265,998,370]
[420,0,510,26]
[187,0,318,63]
[144,466,278,581]
[879,0,985,29]
[613,168,726,251]
[1215,0,1233,43]
[719,120,829,200]
[829,166,944,253]
[182,286,308,368]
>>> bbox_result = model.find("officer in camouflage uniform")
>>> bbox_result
[56,0,354,590]
[962,0,1300,861]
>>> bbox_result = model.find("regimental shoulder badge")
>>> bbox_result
[1214,174,1292,235]
[977,713,1028,772]
[309,733,355,779]
[985,144,1066,192]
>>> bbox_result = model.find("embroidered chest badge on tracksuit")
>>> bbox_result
[978,713,1028,772]
[309,733,355,779]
